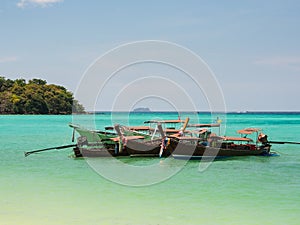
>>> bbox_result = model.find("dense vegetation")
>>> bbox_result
[0,77,85,114]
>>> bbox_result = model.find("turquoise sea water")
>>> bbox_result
[1,113,300,225]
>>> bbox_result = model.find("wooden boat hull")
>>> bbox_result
[73,145,129,157]
[168,139,271,157]
[172,151,278,160]
[172,155,230,160]
[125,139,172,157]
[73,140,170,158]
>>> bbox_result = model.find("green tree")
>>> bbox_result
[0,77,85,114]
[0,92,13,114]
[29,78,47,86]
[0,76,5,91]
[23,83,48,114]
[72,99,85,113]
[14,78,26,86]
[44,84,73,114]
[0,78,14,92]
[11,94,25,114]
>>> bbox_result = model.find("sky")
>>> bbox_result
[1,0,300,111]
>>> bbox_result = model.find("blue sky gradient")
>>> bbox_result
[1,0,300,111]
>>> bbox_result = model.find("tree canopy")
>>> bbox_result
[0,77,85,114]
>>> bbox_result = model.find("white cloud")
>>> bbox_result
[0,56,17,63]
[17,0,63,8]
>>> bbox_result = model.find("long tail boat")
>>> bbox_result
[69,124,146,157]
[69,123,166,157]
[170,127,272,159]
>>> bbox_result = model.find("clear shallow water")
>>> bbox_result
[0,113,300,225]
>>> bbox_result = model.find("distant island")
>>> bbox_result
[133,107,151,112]
[0,77,85,114]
